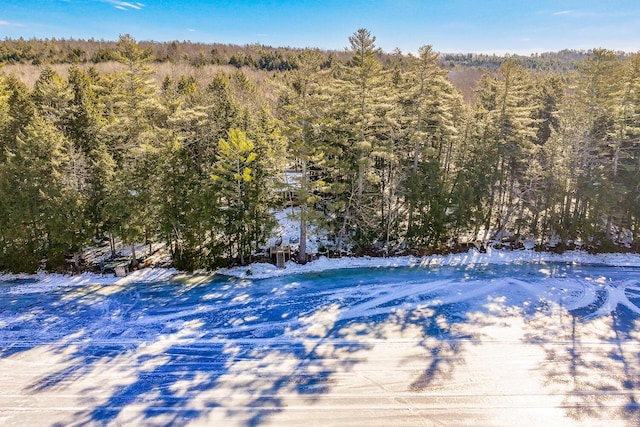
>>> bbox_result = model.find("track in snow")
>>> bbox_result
[1,262,640,426]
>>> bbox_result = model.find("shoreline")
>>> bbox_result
[3,248,640,291]
[218,247,640,279]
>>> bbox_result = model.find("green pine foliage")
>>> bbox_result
[1,33,639,272]
[212,127,277,265]
[0,114,86,272]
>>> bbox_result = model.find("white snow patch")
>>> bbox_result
[1,268,179,295]
[268,207,324,254]
[3,248,640,292]
[219,248,640,279]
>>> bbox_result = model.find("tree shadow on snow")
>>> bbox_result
[524,273,640,426]
[2,263,639,426]
[2,273,372,426]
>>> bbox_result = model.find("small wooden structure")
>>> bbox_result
[114,265,128,277]
[99,256,131,276]
[270,245,291,268]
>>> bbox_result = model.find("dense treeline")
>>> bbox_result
[441,49,630,72]
[0,36,345,71]
[1,36,622,73]
[1,32,639,273]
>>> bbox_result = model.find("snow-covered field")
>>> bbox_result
[2,250,640,426]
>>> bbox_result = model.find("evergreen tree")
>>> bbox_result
[519,74,564,240]
[160,70,246,268]
[212,128,275,264]
[328,28,391,249]
[280,48,330,262]
[615,54,640,237]
[64,66,113,239]
[31,67,72,128]
[0,76,12,164]
[0,115,86,272]
[100,34,165,257]
[573,49,623,243]
[2,76,34,145]
[474,61,539,236]
[398,45,464,248]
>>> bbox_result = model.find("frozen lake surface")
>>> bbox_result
[2,251,640,426]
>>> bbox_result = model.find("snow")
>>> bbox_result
[2,249,640,426]
[220,247,640,279]
[4,247,638,291]
[268,207,326,253]
[1,267,179,296]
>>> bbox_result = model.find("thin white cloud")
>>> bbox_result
[103,1,145,11]
[552,9,598,18]
[0,20,23,27]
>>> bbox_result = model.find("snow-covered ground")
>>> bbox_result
[1,249,640,426]
[220,246,640,278]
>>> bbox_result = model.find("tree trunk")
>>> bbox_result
[131,244,138,269]
[109,232,116,257]
[298,214,308,264]
[297,159,309,263]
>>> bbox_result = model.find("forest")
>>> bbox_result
[0,30,639,273]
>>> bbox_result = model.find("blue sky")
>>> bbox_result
[1,0,639,54]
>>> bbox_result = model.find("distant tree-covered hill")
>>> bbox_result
[0,36,348,70]
[2,36,632,72]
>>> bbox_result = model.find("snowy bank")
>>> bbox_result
[1,268,179,295]
[3,249,640,290]
[218,248,640,279]
[3,248,640,426]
